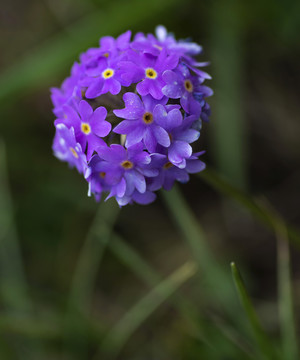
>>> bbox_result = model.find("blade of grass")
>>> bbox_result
[274,213,298,359]
[64,200,120,358]
[231,262,278,360]
[199,169,300,247]
[97,260,197,359]
[0,0,181,105]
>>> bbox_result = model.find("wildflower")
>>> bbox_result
[52,123,87,174]
[51,26,212,206]
[55,100,111,159]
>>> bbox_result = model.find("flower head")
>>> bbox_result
[51,26,212,206]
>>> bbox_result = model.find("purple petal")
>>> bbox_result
[100,36,115,50]
[127,142,145,157]
[152,125,170,147]
[125,125,145,147]
[92,106,107,122]
[132,170,146,193]
[133,190,156,205]
[186,159,206,173]
[162,71,183,98]
[124,172,135,195]
[113,92,144,119]
[166,108,182,129]
[136,79,150,97]
[139,167,159,177]
[162,53,179,71]
[86,135,105,159]
[144,128,157,152]
[78,100,93,121]
[113,120,138,134]
[119,61,144,83]
[105,167,123,185]
[97,144,126,163]
[117,30,131,50]
[153,104,168,127]
[91,119,111,137]
[189,98,202,117]
[148,78,164,100]
[62,104,79,122]
[85,78,104,98]
[115,177,126,197]
[168,141,192,166]
[176,129,200,143]
[130,150,151,165]
[102,78,121,95]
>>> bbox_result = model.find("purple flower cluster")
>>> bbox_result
[51,26,212,206]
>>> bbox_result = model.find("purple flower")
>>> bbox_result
[113,93,171,152]
[116,190,157,207]
[84,154,112,202]
[51,27,212,206]
[55,100,111,160]
[52,123,87,174]
[119,49,179,99]
[148,152,206,191]
[80,30,131,67]
[95,142,157,201]
[162,64,213,117]
[80,55,128,98]
[131,26,202,58]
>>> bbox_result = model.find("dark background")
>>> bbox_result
[0,0,300,359]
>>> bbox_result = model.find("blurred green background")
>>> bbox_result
[0,0,300,359]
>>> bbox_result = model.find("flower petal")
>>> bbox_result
[152,125,170,147]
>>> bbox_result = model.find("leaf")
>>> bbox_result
[274,210,299,360]
[231,262,278,360]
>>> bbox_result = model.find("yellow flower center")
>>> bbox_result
[102,68,114,79]
[70,147,79,159]
[121,160,133,170]
[99,171,106,178]
[143,112,153,124]
[163,162,173,169]
[145,68,157,79]
[81,123,91,135]
[184,79,193,93]
[103,52,109,58]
